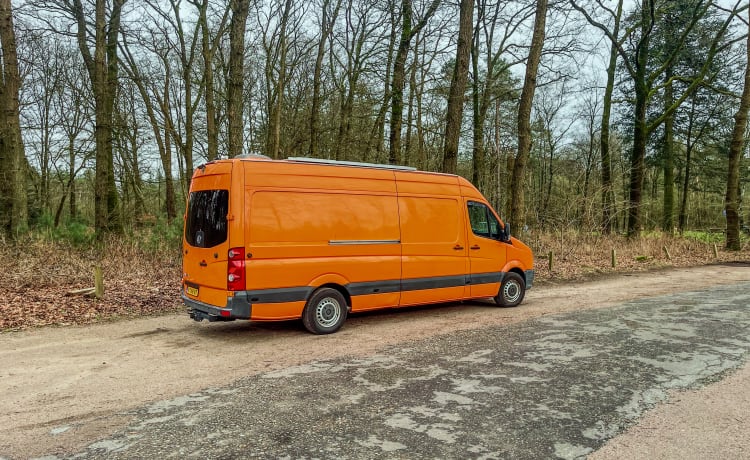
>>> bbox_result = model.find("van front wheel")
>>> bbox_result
[302,288,348,334]
[495,272,525,307]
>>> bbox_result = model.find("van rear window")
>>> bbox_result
[185,190,229,248]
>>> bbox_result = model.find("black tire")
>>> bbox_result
[302,288,348,334]
[495,272,525,307]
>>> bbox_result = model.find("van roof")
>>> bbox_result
[210,155,466,182]
[285,157,418,172]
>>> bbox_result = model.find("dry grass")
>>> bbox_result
[529,231,750,283]
[0,231,748,331]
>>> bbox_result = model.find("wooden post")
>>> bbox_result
[611,248,617,268]
[663,246,671,260]
[94,266,104,299]
[548,251,554,272]
[713,243,719,258]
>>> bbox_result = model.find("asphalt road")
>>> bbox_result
[58,281,750,459]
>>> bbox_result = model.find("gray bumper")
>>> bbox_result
[524,270,535,289]
[183,292,252,322]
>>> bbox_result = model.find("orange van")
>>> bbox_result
[182,156,534,334]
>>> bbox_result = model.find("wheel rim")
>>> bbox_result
[503,280,521,303]
[315,297,341,328]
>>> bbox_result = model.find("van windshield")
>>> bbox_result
[185,190,229,248]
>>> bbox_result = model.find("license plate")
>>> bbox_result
[186,285,199,297]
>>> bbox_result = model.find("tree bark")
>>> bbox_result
[725,6,750,250]
[442,0,473,174]
[509,0,547,234]
[228,0,250,157]
[0,0,27,236]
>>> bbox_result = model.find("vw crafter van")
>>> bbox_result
[182,156,534,334]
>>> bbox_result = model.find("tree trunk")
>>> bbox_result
[198,0,219,161]
[0,0,27,236]
[441,0,473,174]
[626,0,651,238]
[309,0,341,158]
[389,0,440,165]
[725,7,750,251]
[599,0,622,234]
[389,0,412,165]
[68,136,77,220]
[678,97,697,233]
[403,44,418,166]
[367,1,398,162]
[471,43,482,187]
[228,0,250,157]
[163,76,176,221]
[71,0,125,235]
[268,0,293,160]
[628,85,648,237]
[509,0,547,234]
[662,69,675,234]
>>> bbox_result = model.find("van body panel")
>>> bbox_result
[244,186,401,297]
[349,292,401,312]
[395,173,468,306]
[251,301,306,320]
[182,157,535,330]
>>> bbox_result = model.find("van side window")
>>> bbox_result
[468,201,501,240]
[185,190,229,248]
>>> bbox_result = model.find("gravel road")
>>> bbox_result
[1,264,749,459]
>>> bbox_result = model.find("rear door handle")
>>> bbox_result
[453,245,464,250]
[470,245,481,250]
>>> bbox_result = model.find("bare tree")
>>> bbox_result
[388,0,440,165]
[509,0,548,234]
[309,0,342,158]
[120,31,178,221]
[594,0,622,234]
[191,0,229,161]
[70,0,126,234]
[470,0,532,193]
[262,0,296,159]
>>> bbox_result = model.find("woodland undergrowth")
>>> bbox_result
[0,230,748,331]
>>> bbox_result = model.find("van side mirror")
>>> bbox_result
[503,223,511,242]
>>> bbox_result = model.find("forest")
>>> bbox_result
[0,0,749,250]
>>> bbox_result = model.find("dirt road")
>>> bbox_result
[1,264,749,459]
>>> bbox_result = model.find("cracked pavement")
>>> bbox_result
[56,281,750,459]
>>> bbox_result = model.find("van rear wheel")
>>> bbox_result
[302,288,348,334]
[495,272,525,307]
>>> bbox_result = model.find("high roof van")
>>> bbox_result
[182,156,534,334]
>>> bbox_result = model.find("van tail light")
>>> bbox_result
[227,247,246,291]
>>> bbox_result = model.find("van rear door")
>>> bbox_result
[182,162,234,308]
